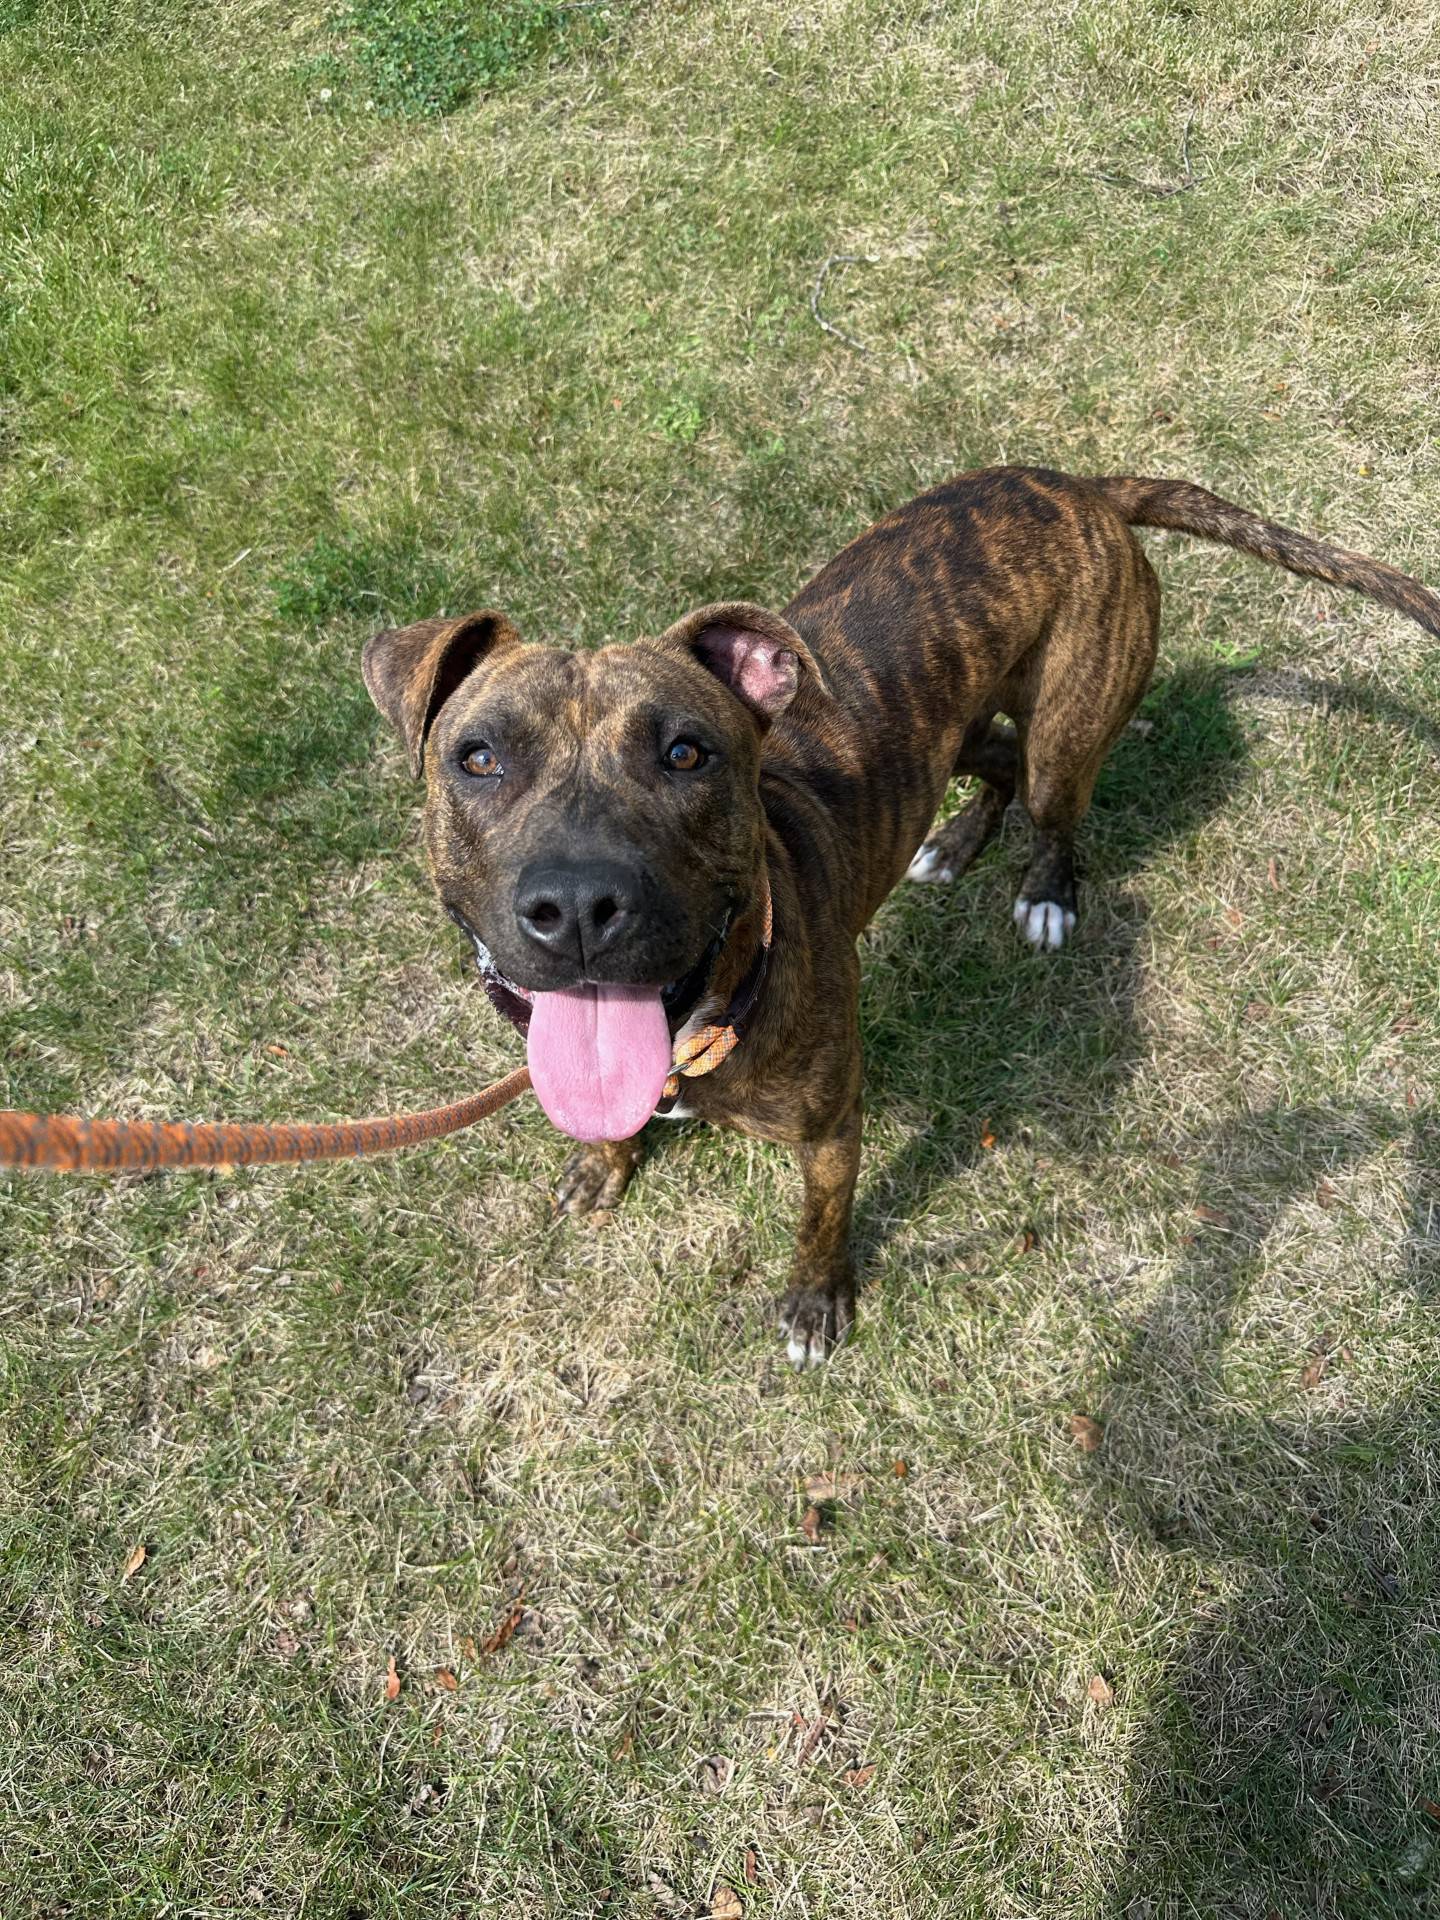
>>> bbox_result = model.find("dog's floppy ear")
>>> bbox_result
[362,610,520,776]
[657,600,827,725]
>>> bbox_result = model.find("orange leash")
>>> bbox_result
[0,1066,532,1174]
[0,865,774,1175]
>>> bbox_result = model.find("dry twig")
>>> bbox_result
[810,252,877,353]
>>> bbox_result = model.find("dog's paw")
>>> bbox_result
[907,790,1008,887]
[1013,895,1076,952]
[906,842,954,885]
[553,1141,638,1216]
[777,1281,855,1370]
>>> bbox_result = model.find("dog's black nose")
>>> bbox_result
[514,857,644,968]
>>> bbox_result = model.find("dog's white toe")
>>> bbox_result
[1014,896,1076,951]
[906,843,953,884]
[786,1334,812,1370]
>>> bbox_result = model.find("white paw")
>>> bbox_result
[778,1305,849,1370]
[906,843,954,884]
[783,1326,847,1370]
[1013,896,1076,951]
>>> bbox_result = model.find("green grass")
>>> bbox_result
[316,0,594,118]
[2,1,1439,1913]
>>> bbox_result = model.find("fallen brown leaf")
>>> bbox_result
[1224,905,1244,930]
[1300,1354,1329,1390]
[800,1504,824,1544]
[711,1886,744,1920]
[795,1707,831,1767]
[384,1653,400,1702]
[1267,857,1280,892]
[1421,1799,1440,1823]
[803,1471,859,1499]
[1087,1673,1115,1706]
[461,1636,477,1660]
[1018,1227,1038,1253]
[842,1763,876,1789]
[1070,1414,1104,1453]
[743,1846,759,1885]
[480,1589,526,1656]
[122,1544,147,1581]
[646,1872,683,1915]
[1303,1688,1338,1738]
[980,1126,997,1150]
[891,1459,909,1479]
[1192,1203,1232,1228]
[435,1667,458,1691]
[1315,1178,1338,1209]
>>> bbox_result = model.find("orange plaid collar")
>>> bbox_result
[656,864,773,1110]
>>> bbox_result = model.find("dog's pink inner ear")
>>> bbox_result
[694,625,799,719]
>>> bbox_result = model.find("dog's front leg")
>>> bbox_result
[777,1097,862,1369]
[554,1136,642,1216]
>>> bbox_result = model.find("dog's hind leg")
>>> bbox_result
[1008,554,1159,951]
[906,715,1018,885]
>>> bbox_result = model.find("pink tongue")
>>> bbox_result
[525,983,673,1141]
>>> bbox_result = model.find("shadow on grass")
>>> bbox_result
[1088,1099,1440,1918]
[853,659,1250,1270]
[841,661,1440,1910]
[1248,668,1440,761]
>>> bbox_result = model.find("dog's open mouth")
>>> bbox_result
[449,910,730,1040]
[448,909,731,1142]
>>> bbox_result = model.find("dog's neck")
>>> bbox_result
[655,857,774,1107]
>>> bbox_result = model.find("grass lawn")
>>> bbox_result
[2,0,1438,1913]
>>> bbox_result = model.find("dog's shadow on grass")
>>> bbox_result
[853,659,1250,1272]
[852,661,1440,1905]
[1090,1099,1439,1917]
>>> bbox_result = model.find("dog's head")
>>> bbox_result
[362,601,821,1140]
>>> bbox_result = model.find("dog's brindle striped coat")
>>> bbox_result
[364,467,1440,1366]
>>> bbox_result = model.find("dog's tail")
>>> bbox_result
[1088,474,1440,640]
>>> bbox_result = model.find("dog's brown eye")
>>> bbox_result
[664,738,707,772]
[459,743,501,778]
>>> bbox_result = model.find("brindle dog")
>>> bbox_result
[363,466,1440,1366]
